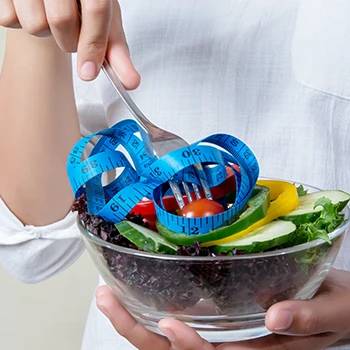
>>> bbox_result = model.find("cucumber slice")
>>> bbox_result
[115,221,179,255]
[212,220,296,254]
[156,185,270,246]
[280,190,350,226]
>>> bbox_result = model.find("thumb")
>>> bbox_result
[265,280,350,335]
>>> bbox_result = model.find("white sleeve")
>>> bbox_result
[0,197,85,283]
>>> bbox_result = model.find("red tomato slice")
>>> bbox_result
[179,198,225,218]
[129,166,238,216]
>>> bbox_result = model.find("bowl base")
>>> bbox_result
[132,312,272,343]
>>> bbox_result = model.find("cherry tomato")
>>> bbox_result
[179,198,225,218]
[130,165,239,216]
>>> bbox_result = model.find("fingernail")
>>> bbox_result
[96,301,111,319]
[95,290,106,298]
[159,326,176,342]
[80,61,97,80]
[274,309,294,331]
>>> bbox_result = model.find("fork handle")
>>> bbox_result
[102,59,213,205]
[102,59,157,158]
[102,59,156,132]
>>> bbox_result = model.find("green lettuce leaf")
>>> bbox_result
[284,197,345,247]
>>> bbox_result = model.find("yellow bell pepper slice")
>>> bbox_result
[203,179,299,247]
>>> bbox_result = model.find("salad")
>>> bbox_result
[74,175,349,313]
[73,173,349,257]
[68,122,350,313]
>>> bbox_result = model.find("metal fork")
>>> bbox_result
[102,59,212,208]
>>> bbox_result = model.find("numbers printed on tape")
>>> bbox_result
[67,120,259,235]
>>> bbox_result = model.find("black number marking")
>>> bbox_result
[191,226,199,234]
[81,165,88,174]
[140,152,147,160]
[216,172,223,182]
[83,160,96,173]
[81,159,98,174]
[124,176,132,185]
[230,139,239,147]
[182,150,191,158]
[192,148,201,156]
[82,159,97,173]
[154,167,162,176]
[118,196,126,203]
[109,138,118,145]
[243,149,252,159]
[132,139,140,148]
[181,226,200,235]
[110,203,119,212]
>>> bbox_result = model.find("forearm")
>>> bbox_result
[0,30,81,226]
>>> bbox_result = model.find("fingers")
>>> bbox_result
[1,0,140,86]
[0,0,20,28]
[265,270,350,336]
[158,318,215,350]
[216,332,344,350]
[94,281,349,350]
[95,285,170,350]
[266,298,349,336]
[12,0,49,36]
[105,0,140,89]
[43,0,80,52]
[75,0,112,80]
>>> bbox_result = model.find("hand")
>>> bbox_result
[96,268,350,350]
[0,0,140,85]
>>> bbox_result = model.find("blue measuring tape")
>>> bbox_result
[67,119,259,235]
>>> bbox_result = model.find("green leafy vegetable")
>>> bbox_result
[295,220,332,245]
[296,184,308,197]
[284,197,345,247]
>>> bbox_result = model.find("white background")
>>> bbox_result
[0,28,99,350]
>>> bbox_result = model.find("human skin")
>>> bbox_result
[0,0,140,225]
[2,3,350,349]
[96,268,350,350]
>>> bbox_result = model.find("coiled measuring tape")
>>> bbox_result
[67,119,259,235]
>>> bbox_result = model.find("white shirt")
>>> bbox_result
[1,0,350,348]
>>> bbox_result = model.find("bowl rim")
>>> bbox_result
[77,177,350,261]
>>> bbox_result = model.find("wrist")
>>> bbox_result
[7,28,60,50]
[2,29,73,85]
[4,29,71,67]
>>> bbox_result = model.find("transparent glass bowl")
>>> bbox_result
[77,182,350,342]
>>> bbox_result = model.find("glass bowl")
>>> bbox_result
[77,181,350,342]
